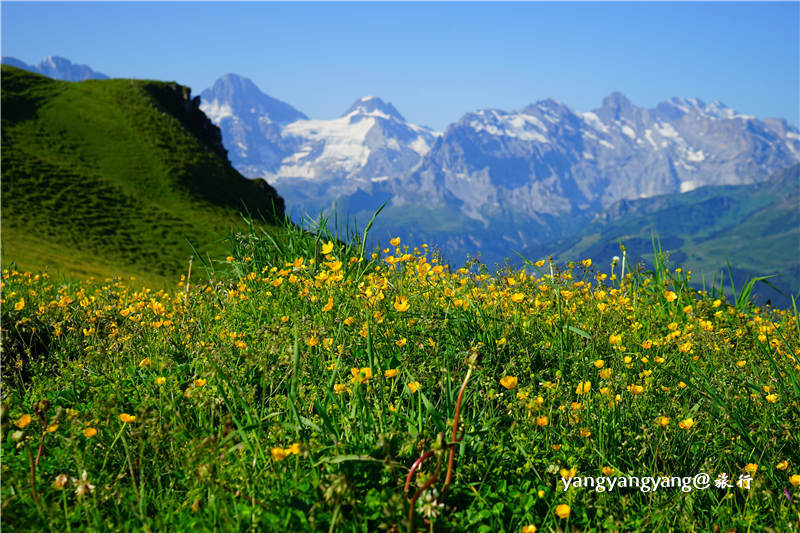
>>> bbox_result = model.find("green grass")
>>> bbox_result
[1,65,284,283]
[2,218,799,532]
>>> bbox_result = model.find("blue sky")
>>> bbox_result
[2,2,798,130]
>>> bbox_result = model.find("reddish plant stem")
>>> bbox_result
[404,450,435,493]
[407,453,442,533]
[442,365,472,493]
[35,431,46,468]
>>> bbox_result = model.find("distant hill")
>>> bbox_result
[1,55,108,81]
[521,164,800,308]
[1,65,284,284]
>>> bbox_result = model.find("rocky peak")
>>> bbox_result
[342,96,405,121]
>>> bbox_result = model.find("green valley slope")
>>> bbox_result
[1,66,284,285]
[522,164,800,308]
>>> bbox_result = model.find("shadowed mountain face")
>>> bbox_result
[1,55,108,81]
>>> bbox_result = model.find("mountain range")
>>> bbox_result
[194,73,798,263]
[1,55,108,81]
[5,57,799,303]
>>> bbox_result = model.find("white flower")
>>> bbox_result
[74,470,95,497]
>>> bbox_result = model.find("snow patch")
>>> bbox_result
[686,149,706,162]
[469,113,550,143]
[582,112,609,133]
[200,99,234,122]
[598,139,615,150]
[644,129,658,149]
[655,122,680,139]
[680,180,699,193]
[621,125,636,139]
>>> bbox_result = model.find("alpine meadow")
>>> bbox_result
[2,3,800,532]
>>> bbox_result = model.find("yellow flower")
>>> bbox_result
[15,414,31,428]
[678,418,694,429]
[350,367,373,384]
[321,241,334,254]
[575,381,591,395]
[656,416,670,427]
[390,237,401,246]
[597,302,608,312]
[306,336,319,347]
[407,382,420,394]
[119,413,136,423]
[281,315,289,323]
[271,447,290,461]
[333,383,347,394]
[593,359,605,369]
[609,334,622,345]
[629,385,644,395]
[560,467,577,479]
[47,424,58,433]
[322,297,334,312]
[664,291,677,302]
[602,466,615,476]
[683,305,693,314]
[500,376,519,390]
[155,376,166,385]
[535,259,545,267]
[536,416,548,427]
[286,442,301,455]
[194,378,206,387]
[744,463,758,475]
[623,356,632,364]
[765,394,778,403]
[555,504,571,519]
[599,368,612,380]
[139,357,151,367]
[395,337,407,347]
[641,340,653,349]
[14,298,25,311]
[580,428,591,437]
[776,460,789,471]
[83,427,97,438]
[393,295,410,312]
[581,258,592,268]
[226,256,234,262]
[736,360,746,368]
[790,474,800,486]
[521,525,537,533]
[343,316,354,326]
[384,369,398,378]
[511,292,525,303]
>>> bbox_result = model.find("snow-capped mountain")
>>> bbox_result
[199,74,308,178]
[200,76,438,188]
[276,96,439,186]
[394,92,800,224]
[197,75,798,263]
[1,56,108,81]
[200,75,440,212]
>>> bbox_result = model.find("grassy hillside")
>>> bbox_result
[1,65,284,286]
[522,165,800,308]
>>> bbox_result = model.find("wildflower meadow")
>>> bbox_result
[2,219,799,532]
